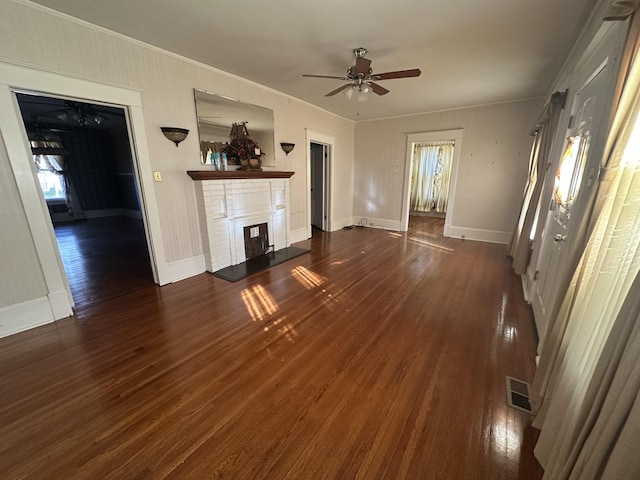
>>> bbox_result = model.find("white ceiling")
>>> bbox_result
[29,0,597,121]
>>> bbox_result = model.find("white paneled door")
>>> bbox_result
[531,23,626,349]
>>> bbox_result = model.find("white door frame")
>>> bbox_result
[305,129,334,238]
[0,62,168,320]
[310,142,329,231]
[401,129,463,232]
[530,21,626,349]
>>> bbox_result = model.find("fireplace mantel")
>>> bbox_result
[187,170,294,181]
[190,172,292,273]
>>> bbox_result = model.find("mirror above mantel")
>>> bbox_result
[194,89,275,167]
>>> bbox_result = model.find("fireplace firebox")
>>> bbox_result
[244,223,270,259]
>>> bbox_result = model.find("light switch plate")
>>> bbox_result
[153,171,162,182]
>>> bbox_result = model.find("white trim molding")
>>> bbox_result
[167,255,206,283]
[0,296,59,339]
[0,61,169,295]
[305,130,336,239]
[351,216,404,231]
[444,225,511,244]
[290,227,310,244]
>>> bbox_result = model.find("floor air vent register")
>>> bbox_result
[506,376,534,414]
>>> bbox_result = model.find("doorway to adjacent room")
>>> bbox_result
[310,141,329,231]
[402,129,463,233]
[15,92,154,308]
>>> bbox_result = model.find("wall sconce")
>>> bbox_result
[280,142,295,156]
[161,127,189,147]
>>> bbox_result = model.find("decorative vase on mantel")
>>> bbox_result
[225,121,264,171]
[238,158,250,170]
[236,156,262,171]
[248,157,262,170]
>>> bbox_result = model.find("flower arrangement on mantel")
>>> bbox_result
[223,121,265,171]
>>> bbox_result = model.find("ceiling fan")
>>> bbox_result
[303,48,421,98]
[33,100,118,126]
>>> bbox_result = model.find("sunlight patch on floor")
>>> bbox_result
[241,284,278,321]
[408,236,454,253]
[411,229,441,239]
[485,408,522,464]
[263,316,298,342]
[291,266,326,289]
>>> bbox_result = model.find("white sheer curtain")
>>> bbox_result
[31,139,67,201]
[532,13,640,477]
[30,137,84,218]
[410,141,454,213]
[508,92,565,274]
[534,122,640,477]
[32,140,65,172]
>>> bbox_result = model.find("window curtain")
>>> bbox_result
[508,91,566,274]
[32,140,65,172]
[531,9,640,478]
[410,141,454,213]
[31,139,67,200]
[30,137,83,218]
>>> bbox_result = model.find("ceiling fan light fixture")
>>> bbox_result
[93,113,107,125]
[70,111,83,124]
[303,47,422,100]
[344,86,355,99]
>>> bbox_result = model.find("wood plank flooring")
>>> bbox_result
[0,217,543,479]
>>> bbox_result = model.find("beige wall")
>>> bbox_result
[0,0,354,336]
[0,0,355,254]
[354,99,543,242]
[0,134,47,308]
[0,0,353,255]
[0,0,592,338]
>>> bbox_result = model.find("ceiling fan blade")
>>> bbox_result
[325,84,352,97]
[302,74,348,80]
[354,57,372,76]
[369,82,390,96]
[372,68,422,80]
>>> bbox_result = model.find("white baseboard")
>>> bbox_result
[84,208,127,219]
[0,297,55,339]
[349,217,511,244]
[330,217,355,231]
[0,289,74,339]
[444,225,511,244]
[351,216,404,231]
[51,212,75,223]
[49,288,74,317]
[290,227,309,244]
[167,254,206,283]
[123,209,143,219]
[52,209,142,222]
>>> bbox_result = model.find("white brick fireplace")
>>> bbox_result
[188,171,294,273]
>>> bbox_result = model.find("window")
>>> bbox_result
[31,139,67,202]
[553,134,589,205]
[37,168,66,201]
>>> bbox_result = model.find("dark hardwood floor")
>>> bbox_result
[53,216,154,307]
[0,216,543,479]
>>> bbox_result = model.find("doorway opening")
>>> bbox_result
[402,129,463,233]
[408,140,455,231]
[310,142,329,231]
[15,92,154,308]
